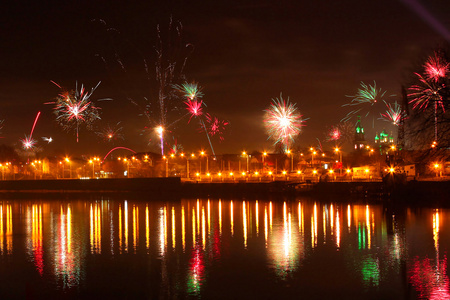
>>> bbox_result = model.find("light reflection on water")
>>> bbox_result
[0,198,448,299]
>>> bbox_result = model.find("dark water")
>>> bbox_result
[0,196,448,299]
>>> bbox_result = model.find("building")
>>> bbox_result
[374,129,395,154]
[354,116,367,150]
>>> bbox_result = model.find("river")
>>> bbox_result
[0,195,447,299]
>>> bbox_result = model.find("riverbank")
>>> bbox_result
[0,177,448,203]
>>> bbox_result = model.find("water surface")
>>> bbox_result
[0,196,448,299]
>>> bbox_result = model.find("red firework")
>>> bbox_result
[185,100,203,122]
[424,52,450,82]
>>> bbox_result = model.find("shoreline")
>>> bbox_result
[0,177,448,203]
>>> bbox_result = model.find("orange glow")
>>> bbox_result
[243,201,247,248]
[146,205,150,251]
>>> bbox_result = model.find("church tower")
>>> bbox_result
[354,116,367,150]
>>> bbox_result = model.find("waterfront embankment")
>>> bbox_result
[0,177,448,203]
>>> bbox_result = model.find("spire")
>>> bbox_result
[354,116,366,150]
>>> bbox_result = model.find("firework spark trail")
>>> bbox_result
[94,19,193,155]
[30,111,41,138]
[379,101,406,126]
[155,126,164,155]
[48,82,106,142]
[264,94,304,149]
[200,119,216,157]
[0,119,4,138]
[316,138,324,152]
[21,112,41,150]
[102,147,136,163]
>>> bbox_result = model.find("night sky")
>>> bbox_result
[1,0,449,158]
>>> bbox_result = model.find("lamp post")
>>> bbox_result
[310,148,316,167]
[434,163,441,177]
[200,151,208,174]
[242,151,249,173]
[262,151,267,173]
[334,147,342,175]
[189,153,195,179]
[163,156,168,177]
[89,159,94,178]
[123,158,131,177]
[65,157,71,179]
[286,149,293,172]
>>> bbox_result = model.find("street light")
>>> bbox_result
[89,159,95,178]
[286,149,293,172]
[187,153,195,179]
[242,151,249,172]
[329,169,335,180]
[200,151,208,174]
[162,156,169,177]
[334,147,342,175]
[65,157,71,179]
[262,151,267,172]
[434,163,441,177]
[310,147,317,167]
[89,157,100,178]
[123,157,131,177]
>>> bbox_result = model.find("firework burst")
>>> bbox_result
[408,74,445,112]
[424,52,450,82]
[327,126,341,142]
[264,94,304,148]
[175,81,228,156]
[409,51,449,142]
[169,138,184,155]
[205,114,229,142]
[175,82,206,121]
[185,100,204,122]
[21,135,37,150]
[326,121,354,145]
[174,82,203,100]
[380,101,406,126]
[341,81,390,123]
[48,82,104,142]
[96,122,124,142]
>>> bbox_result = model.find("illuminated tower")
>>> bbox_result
[376,129,395,154]
[354,116,366,150]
